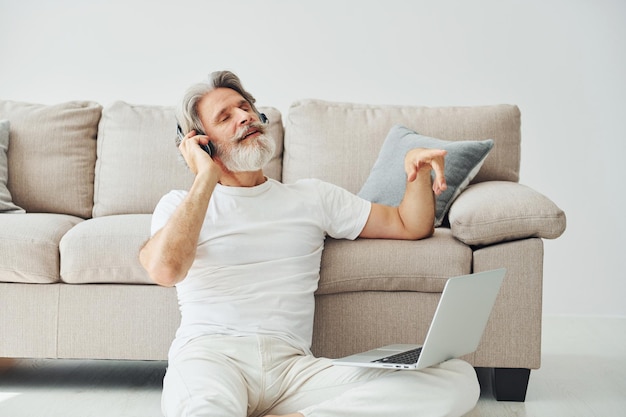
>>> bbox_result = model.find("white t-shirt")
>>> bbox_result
[151,178,371,357]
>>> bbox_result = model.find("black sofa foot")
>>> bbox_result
[493,367,531,402]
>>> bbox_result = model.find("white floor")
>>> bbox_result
[0,316,624,417]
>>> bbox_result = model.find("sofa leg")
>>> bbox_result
[493,367,531,402]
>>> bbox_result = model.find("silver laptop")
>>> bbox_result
[332,268,506,370]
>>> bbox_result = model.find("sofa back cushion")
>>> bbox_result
[93,101,284,217]
[283,100,520,194]
[0,100,102,218]
[0,119,24,213]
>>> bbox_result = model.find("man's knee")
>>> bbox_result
[437,359,480,416]
[161,363,247,417]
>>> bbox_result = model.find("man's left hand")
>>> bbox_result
[404,148,448,196]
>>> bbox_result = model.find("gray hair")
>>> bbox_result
[175,70,259,147]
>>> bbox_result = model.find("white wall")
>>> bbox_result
[1,0,624,317]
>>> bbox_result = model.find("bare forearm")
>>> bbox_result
[140,171,218,286]
[360,148,445,240]
[398,170,436,239]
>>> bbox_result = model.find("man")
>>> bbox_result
[140,71,480,417]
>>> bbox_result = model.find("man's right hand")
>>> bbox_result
[179,130,223,180]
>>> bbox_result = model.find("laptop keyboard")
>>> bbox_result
[372,347,422,364]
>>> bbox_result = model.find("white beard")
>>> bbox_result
[219,127,276,173]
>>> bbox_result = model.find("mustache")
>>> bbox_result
[231,121,267,143]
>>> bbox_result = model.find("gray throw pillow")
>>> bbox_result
[358,125,493,227]
[0,120,25,213]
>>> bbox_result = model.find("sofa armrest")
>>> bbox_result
[448,181,566,246]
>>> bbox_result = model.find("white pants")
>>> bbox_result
[162,334,480,417]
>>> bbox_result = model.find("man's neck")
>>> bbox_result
[218,169,267,188]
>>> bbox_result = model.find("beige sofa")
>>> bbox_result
[0,98,565,401]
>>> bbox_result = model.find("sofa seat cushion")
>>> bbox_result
[60,214,153,284]
[317,228,472,295]
[0,213,83,283]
